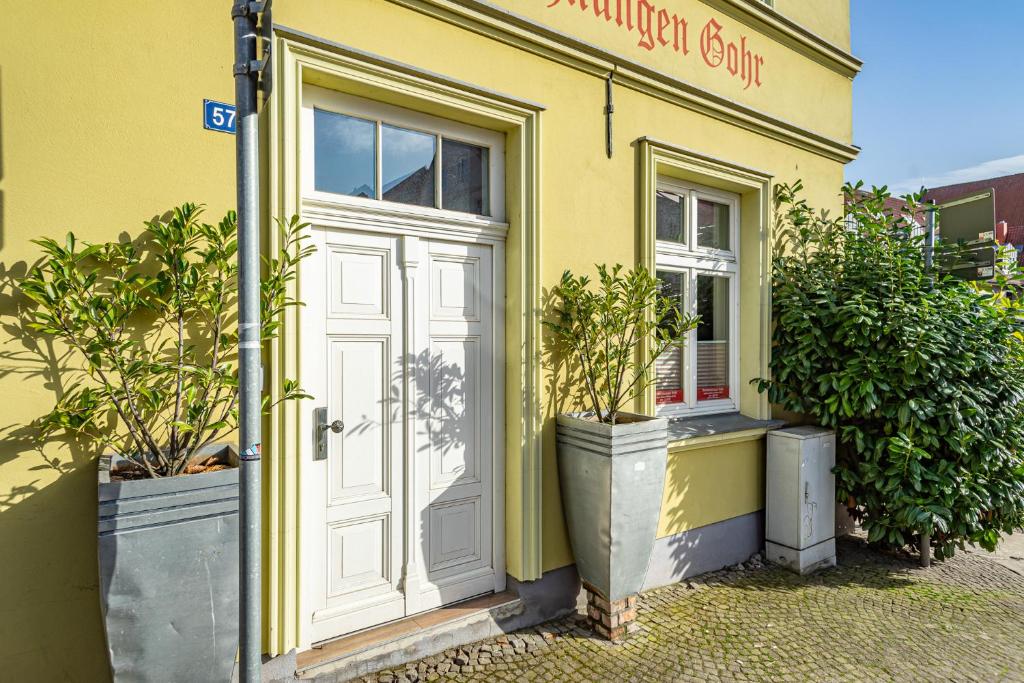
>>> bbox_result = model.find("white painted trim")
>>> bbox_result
[299,219,508,648]
[298,109,508,650]
[655,179,741,418]
[301,87,506,222]
[655,177,740,263]
[301,197,508,245]
[271,35,543,655]
[400,235,423,616]
[490,239,507,594]
[637,138,772,422]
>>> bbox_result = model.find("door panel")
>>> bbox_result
[431,255,480,321]
[327,514,390,597]
[328,245,391,319]
[309,231,405,643]
[306,230,498,644]
[328,338,389,502]
[415,241,495,611]
[429,498,481,572]
[427,337,480,488]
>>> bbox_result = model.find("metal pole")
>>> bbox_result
[604,72,614,159]
[920,531,931,568]
[233,1,261,680]
[924,202,936,272]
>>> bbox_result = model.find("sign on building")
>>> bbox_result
[203,99,236,134]
[936,188,997,280]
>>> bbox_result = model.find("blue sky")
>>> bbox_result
[844,1,1024,194]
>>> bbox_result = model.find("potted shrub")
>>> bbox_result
[546,264,696,637]
[19,204,313,681]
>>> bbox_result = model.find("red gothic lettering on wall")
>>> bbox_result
[544,0,763,88]
[700,18,763,89]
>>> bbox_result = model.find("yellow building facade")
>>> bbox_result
[0,1,857,679]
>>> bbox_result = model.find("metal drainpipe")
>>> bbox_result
[925,201,936,272]
[604,72,614,159]
[233,1,262,680]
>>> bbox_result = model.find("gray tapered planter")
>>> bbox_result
[556,412,668,601]
[98,444,239,682]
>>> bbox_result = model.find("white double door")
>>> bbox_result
[304,227,502,644]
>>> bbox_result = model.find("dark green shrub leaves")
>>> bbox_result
[759,182,1024,559]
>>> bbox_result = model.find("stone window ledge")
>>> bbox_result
[667,412,785,449]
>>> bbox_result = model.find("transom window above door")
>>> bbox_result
[303,88,505,221]
[653,179,739,417]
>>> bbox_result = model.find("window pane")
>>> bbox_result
[382,124,436,208]
[655,270,686,405]
[697,198,730,251]
[442,139,490,215]
[314,109,376,198]
[696,275,730,401]
[656,191,685,244]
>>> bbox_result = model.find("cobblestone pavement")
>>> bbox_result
[366,536,1024,682]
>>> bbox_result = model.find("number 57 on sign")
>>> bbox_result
[203,99,237,134]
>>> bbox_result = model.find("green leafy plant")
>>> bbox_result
[546,264,698,424]
[19,204,315,478]
[758,181,1024,558]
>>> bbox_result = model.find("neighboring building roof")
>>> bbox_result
[924,173,1024,267]
[1006,224,1024,245]
[923,172,1024,230]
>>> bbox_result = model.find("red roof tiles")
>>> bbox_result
[923,172,1024,233]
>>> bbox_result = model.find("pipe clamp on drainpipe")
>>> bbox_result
[232,1,266,18]
[233,59,267,76]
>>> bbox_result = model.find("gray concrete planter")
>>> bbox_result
[555,412,668,601]
[98,445,239,682]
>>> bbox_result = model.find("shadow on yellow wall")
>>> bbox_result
[1,67,5,250]
[661,455,696,578]
[0,258,110,680]
[659,440,766,576]
[539,284,595,571]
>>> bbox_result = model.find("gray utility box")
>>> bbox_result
[765,426,837,574]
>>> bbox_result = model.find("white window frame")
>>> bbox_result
[301,86,506,223]
[654,177,740,418]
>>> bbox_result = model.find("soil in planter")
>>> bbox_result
[112,455,234,481]
[577,412,651,425]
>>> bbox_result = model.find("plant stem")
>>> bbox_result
[169,306,185,459]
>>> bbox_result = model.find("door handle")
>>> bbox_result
[322,419,345,434]
[314,407,344,461]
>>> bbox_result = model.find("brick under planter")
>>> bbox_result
[585,589,639,641]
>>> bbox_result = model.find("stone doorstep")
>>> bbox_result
[295,591,523,682]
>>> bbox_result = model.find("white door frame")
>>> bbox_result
[297,89,507,650]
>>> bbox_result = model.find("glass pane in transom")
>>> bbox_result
[656,191,685,244]
[314,109,376,198]
[442,139,490,216]
[696,275,730,401]
[697,198,730,251]
[655,270,686,405]
[382,124,437,208]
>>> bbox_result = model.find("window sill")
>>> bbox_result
[667,412,785,451]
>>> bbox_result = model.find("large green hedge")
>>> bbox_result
[759,181,1024,558]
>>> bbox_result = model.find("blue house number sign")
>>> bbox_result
[203,99,236,134]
